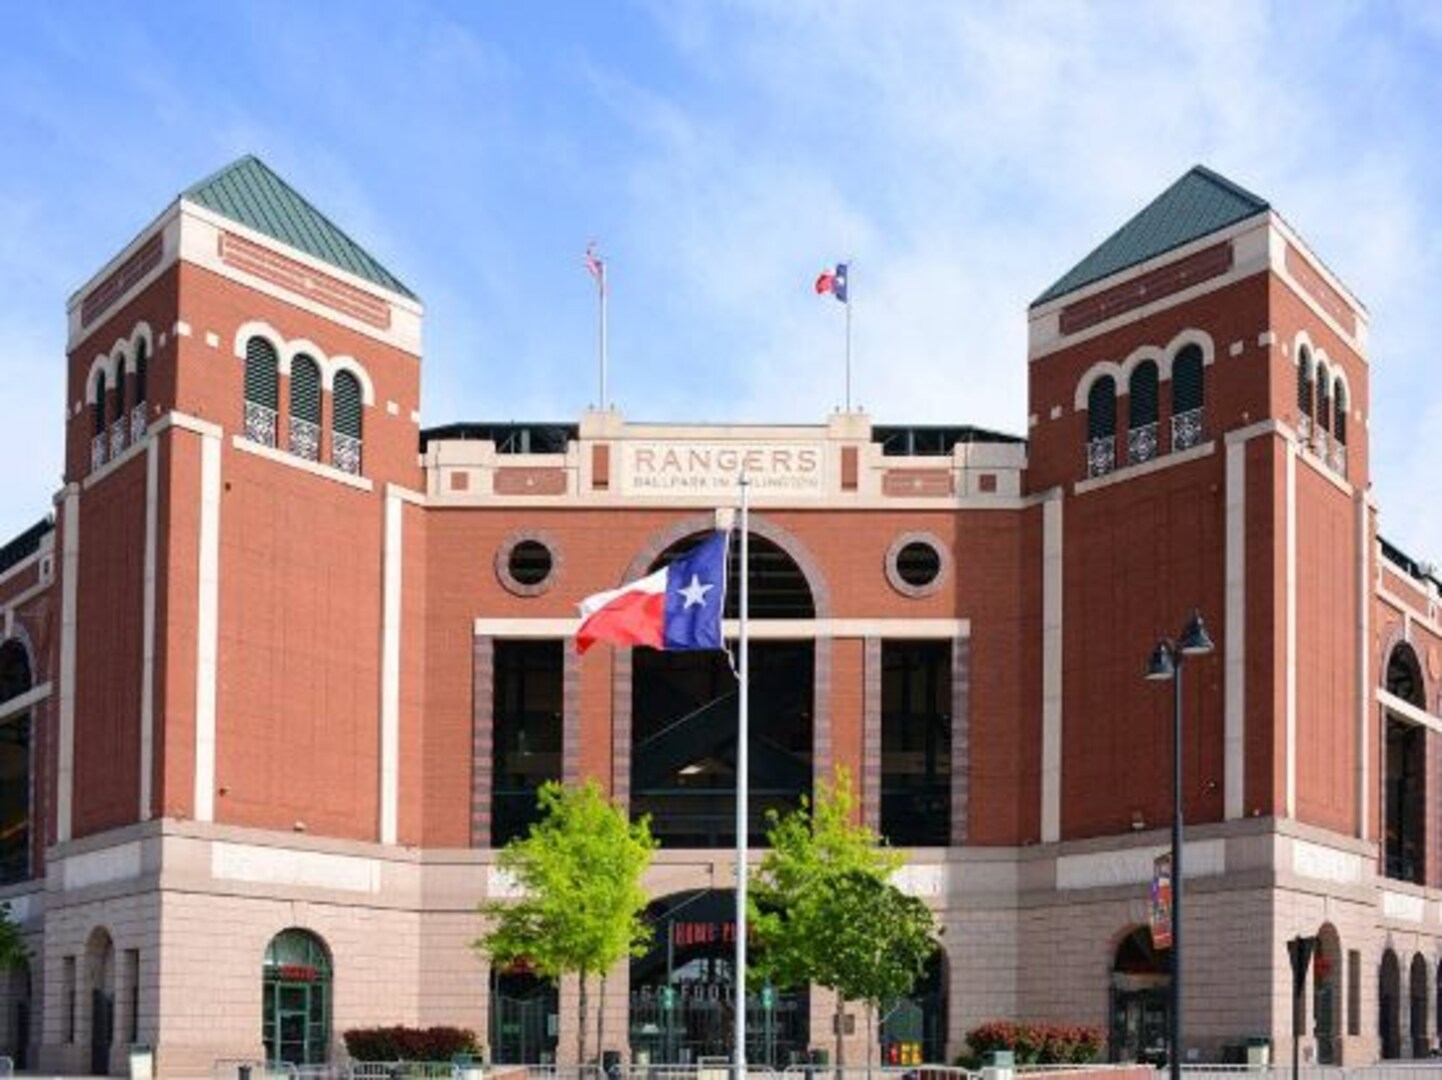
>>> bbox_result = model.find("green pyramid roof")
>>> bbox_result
[184,155,416,300]
[1033,166,1268,308]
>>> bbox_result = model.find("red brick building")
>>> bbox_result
[1,157,1439,1075]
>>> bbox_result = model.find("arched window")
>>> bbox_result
[1381,949,1402,1059]
[1297,347,1320,426]
[1172,345,1205,451]
[331,371,363,475]
[288,355,322,462]
[263,930,332,1066]
[1086,375,1117,477]
[112,360,126,425]
[0,639,33,885]
[243,337,280,447]
[132,339,149,442]
[1411,954,1430,1058]
[90,370,108,471]
[1385,644,1427,884]
[1127,361,1159,464]
[1316,362,1331,432]
[1333,380,1348,445]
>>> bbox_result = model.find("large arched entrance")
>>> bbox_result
[263,929,333,1066]
[490,965,559,1064]
[1410,953,1429,1058]
[881,948,947,1065]
[85,927,115,1076]
[629,890,809,1065]
[1380,949,1401,1059]
[0,638,33,886]
[1109,927,1169,1065]
[631,532,816,849]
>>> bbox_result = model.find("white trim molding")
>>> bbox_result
[1224,440,1246,819]
[140,439,159,821]
[379,491,404,844]
[1041,492,1063,843]
[193,429,222,822]
[1356,495,1370,839]
[57,485,80,841]
[1285,442,1297,818]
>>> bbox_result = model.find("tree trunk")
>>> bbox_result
[579,971,590,1066]
[598,972,608,1067]
[834,992,845,1078]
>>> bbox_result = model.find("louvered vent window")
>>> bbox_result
[288,355,322,461]
[1334,382,1348,444]
[1126,361,1159,464]
[332,370,363,475]
[1316,363,1331,432]
[1171,345,1205,452]
[243,337,280,447]
[1085,375,1116,477]
[133,341,148,405]
[1297,348,1314,418]
[92,371,107,436]
[112,362,127,423]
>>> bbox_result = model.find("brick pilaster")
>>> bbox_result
[862,637,882,830]
[612,650,632,810]
[952,635,972,846]
[470,635,494,848]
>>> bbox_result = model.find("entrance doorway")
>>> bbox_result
[85,928,115,1076]
[263,929,332,1066]
[490,969,558,1064]
[1110,927,1169,1065]
[881,950,947,1065]
[630,890,809,1065]
[5,958,29,1070]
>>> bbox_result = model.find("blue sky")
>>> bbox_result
[2,1,1441,560]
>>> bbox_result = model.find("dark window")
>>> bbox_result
[1316,362,1331,431]
[1381,950,1401,1058]
[243,337,279,410]
[1385,716,1425,884]
[1128,361,1159,428]
[632,643,813,848]
[0,639,33,885]
[1298,348,1314,418]
[112,360,126,423]
[881,641,951,846]
[1173,345,1205,414]
[1349,950,1361,1036]
[508,540,553,586]
[133,340,148,407]
[492,641,563,847]
[92,371,107,437]
[895,541,942,588]
[1334,381,1348,445]
[1087,376,1116,442]
[1412,954,1430,1058]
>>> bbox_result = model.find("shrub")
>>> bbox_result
[964,1020,1105,1065]
[343,1026,481,1062]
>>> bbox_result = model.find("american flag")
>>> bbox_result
[584,242,606,293]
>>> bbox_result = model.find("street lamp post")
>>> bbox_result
[1145,610,1214,1080]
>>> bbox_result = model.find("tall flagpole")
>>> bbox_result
[586,243,608,409]
[844,262,852,413]
[734,476,750,1079]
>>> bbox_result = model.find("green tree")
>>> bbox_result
[0,901,25,970]
[475,780,657,1064]
[750,768,934,1069]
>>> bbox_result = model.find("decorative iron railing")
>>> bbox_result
[91,434,106,472]
[109,421,126,459]
[244,401,278,448]
[333,431,362,475]
[289,416,320,462]
[130,403,147,444]
[1086,436,1115,478]
[1172,407,1205,451]
[1298,412,1312,443]
[1127,421,1158,465]
[1331,440,1347,475]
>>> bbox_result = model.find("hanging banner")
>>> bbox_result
[1149,854,1173,949]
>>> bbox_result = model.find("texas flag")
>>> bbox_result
[814,262,849,303]
[576,531,729,654]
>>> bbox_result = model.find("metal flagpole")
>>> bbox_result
[844,262,852,413]
[734,476,750,1080]
[599,257,609,409]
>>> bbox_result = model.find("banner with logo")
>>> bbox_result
[1149,854,1173,949]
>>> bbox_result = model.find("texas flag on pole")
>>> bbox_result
[814,262,849,303]
[576,531,729,654]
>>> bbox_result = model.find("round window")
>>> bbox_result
[497,534,559,597]
[885,533,950,598]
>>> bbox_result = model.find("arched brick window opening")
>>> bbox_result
[263,929,333,1066]
[331,370,363,475]
[1127,360,1159,464]
[1086,375,1117,477]
[1333,380,1348,445]
[131,339,149,442]
[243,337,280,447]
[1171,344,1205,451]
[1385,644,1427,884]
[91,370,107,438]
[1316,361,1332,432]
[0,638,33,886]
[1297,347,1314,421]
[288,354,321,462]
[1411,953,1430,1058]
